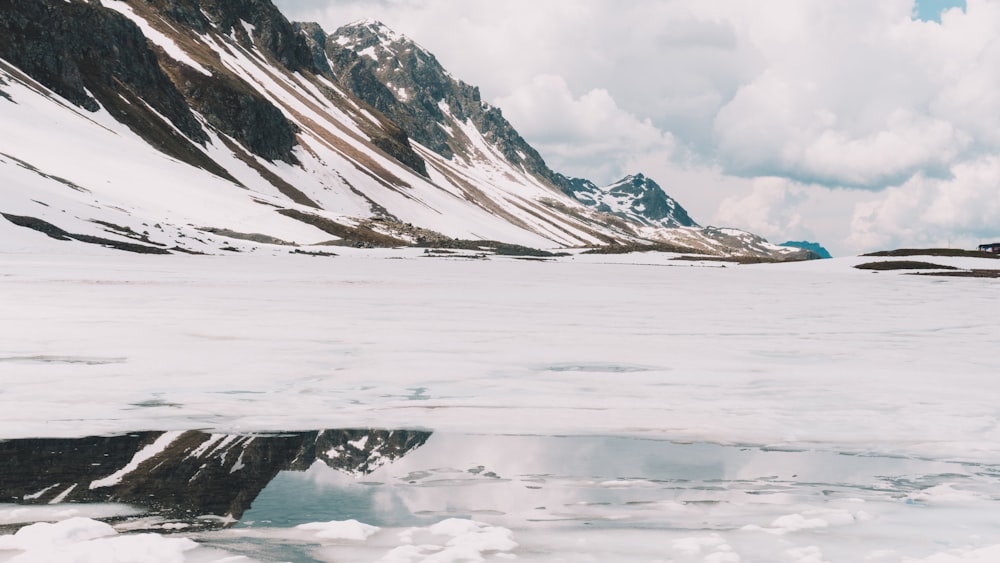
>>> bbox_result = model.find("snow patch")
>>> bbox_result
[240,20,255,41]
[187,433,224,458]
[0,517,210,563]
[89,431,182,489]
[48,484,78,505]
[101,2,212,76]
[22,484,60,501]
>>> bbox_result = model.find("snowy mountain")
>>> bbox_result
[559,173,698,229]
[0,429,430,530]
[0,0,813,261]
[323,19,564,187]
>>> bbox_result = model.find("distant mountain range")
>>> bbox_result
[0,0,815,261]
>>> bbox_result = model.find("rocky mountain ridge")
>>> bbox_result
[0,0,814,261]
[560,173,698,229]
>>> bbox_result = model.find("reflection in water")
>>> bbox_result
[0,429,430,531]
[4,432,1000,561]
[241,434,1000,532]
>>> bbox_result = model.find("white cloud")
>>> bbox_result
[708,0,985,187]
[494,75,676,183]
[715,177,807,239]
[850,155,1000,250]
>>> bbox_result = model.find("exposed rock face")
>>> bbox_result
[0,0,217,168]
[560,173,699,229]
[0,0,303,166]
[295,21,333,75]
[142,0,316,71]
[326,20,565,188]
[180,66,300,163]
[206,0,316,71]
[125,0,306,163]
[0,429,431,530]
[296,20,429,175]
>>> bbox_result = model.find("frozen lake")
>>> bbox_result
[1,249,999,561]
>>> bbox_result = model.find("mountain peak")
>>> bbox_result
[334,19,415,54]
[325,19,539,168]
[350,18,398,37]
[612,173,649,187]
[565,173,699,229]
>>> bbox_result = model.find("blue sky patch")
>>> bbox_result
[914,0,966,22]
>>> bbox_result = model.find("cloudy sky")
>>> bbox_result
[272,0,997,255]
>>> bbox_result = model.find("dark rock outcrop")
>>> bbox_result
[0,0,226,174]
[179,64,299,163]
[141,0,317,72]
[0,0,307,166]
[326,20,566,189]
[295,21,333,75]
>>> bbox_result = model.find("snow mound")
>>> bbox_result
[0,517,209,563]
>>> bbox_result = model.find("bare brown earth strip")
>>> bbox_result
[424,160,537,233]
[222,42,421,192]
[197,227,293,246]
[671,255,743,263]
[506,199,593,244]
[583,241,709,256]
[215,135,319,208]
[418,239,568,258]
[855,261,960,271]
[537,199,632,244]
[277,208,408,247]
[863,248,999,259]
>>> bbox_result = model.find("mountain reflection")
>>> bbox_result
[0,429,430,530]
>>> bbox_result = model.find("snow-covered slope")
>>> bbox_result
[0,1,813,260]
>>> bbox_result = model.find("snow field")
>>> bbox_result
[0,251,998,562]
[0,252,998,460]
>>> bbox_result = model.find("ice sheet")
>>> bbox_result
[0,253,998,462]
[1,251,999,561]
